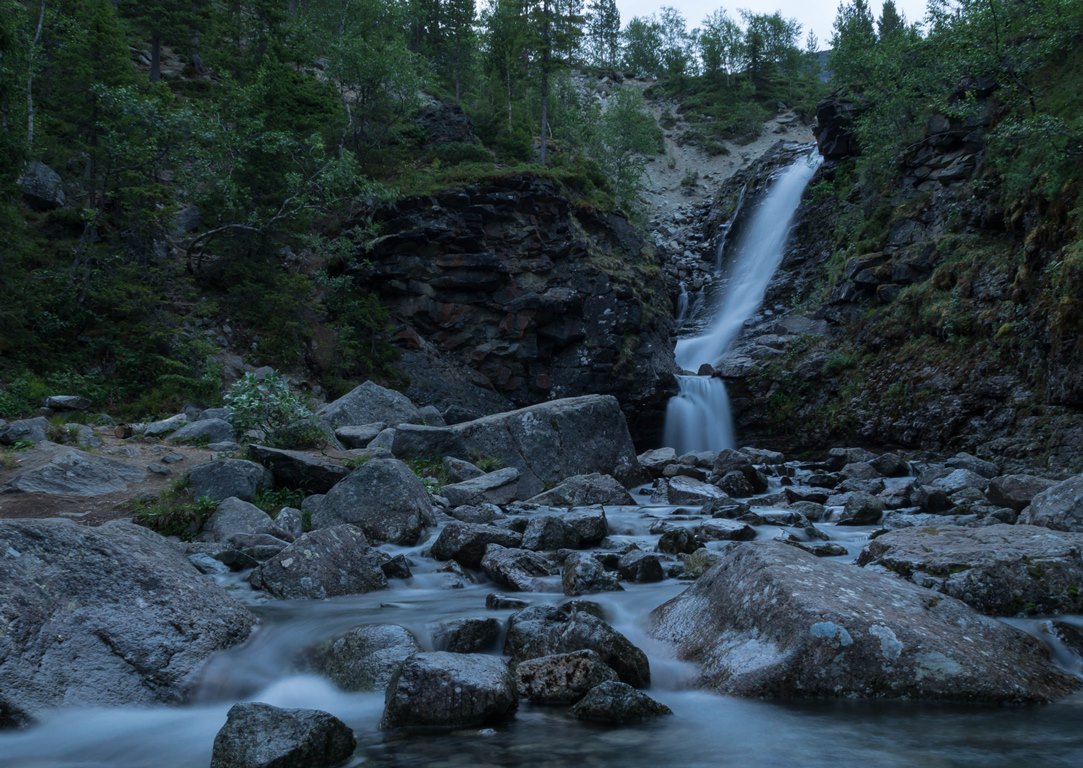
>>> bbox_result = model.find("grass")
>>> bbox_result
[129,478,216,540]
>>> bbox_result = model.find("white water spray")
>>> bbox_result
[665,150,822,454]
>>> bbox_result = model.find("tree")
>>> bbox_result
[584,0,619,68]
[657,7,693,77]
[877,0,905,41]
[621,16,662,77]
[740,10,801,80]
[533,0,584,164]
[442,0,477,100]
[698,8,743,77]
[829,0,877,91]
[116,1,212,82]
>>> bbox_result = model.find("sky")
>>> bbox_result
[613,0,931,50]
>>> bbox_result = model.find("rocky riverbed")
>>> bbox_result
[2,382,1083,767]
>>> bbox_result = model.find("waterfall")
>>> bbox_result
[665,150,822,454]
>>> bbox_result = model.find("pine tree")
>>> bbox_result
[116,0,212,82]
[584,0,619,69]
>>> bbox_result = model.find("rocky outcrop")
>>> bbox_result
[650,542,1078,702]
[814,97,860,160]
[210,702,356,768]
[0,446,145,496]
[359,174,676,444]
[390,395,640,497]
[0,520,256,725]
[857,524,1083,616]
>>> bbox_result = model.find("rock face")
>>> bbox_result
[382,652,518,730]
[317,380,421,429]
[306,624,420,691]
[649,542,1078,702]
[362,174,676,443]
[505,604,650,688]
[250,525,388,599]
[210,702,356,768]
[390,395,640,497]
[0,520,256,725]
[1019,474,1083,531]
[857,525,1083,616]
[311,458,434,544]
[0,446,145,496]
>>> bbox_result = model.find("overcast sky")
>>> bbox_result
[613,0,931,49]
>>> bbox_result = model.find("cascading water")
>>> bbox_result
[664,150,822,454]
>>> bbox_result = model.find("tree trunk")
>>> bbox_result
[539,0,551,166]
[26,0,46,152]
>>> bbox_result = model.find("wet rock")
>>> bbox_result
[716,471,757,498]
[250,525,388,599]
[440,467,521,507]
[650,542,1079,702]
[783,486,830,504]
[446,503,503,524]
[568,681,673,724]
[514,649,619,704]
[712,448,752,476]
[562,553,623,596]
[210,702,355,768]
[826,447,877,470]
[430,617,502,653]
[694,519,756,542]
[188,459,273,503]
[247,446,348,494]
[430,522,522,569]
[638,447,676,477]
[167,418,234,445]
[857,524,1083,616]
[505,603,650,687]
[657,528,704,555]
[666,476,731,504]
[529,473,635,506]
[701,497,749,518]
[486,593,530,610]
[200,497,278,542]
[680,548,725,578]
[1,446,145,496]
[307,624,420,691]
[317,381,421,429]
[1018,474,1083,531]
[837,492,885,525]
[985,474,1056,512]
[312,458,435,544]
[382,652,517,729]
[617,550,664,583]
[481,544,553,591]
[871,452,909,477]
[0,520,256,725]
[388,395,641,497]
[946,452,998,479]
[521,515,580,551]
[787,500,826,521]
[563,508,608,546]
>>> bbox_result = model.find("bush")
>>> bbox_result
[224,371,325,448]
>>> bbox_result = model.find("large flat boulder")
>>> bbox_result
[382,652,517,730]
[0,519,257,725]
[649,542,1079,703]
[1,447,145,496]
[440,467,521,507]
[857,524,1083,616]
[317,381,421,429]
[188,459,272,503]
[390,395,639,497]
[250,525,388,600]
[247,445,349,494]
[311,458,434,544]
[528,473,636,507]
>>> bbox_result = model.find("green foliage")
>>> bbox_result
[224,371,323,448]
[407,456,449,491]
[130,481,216,540]
[252,486,306,515]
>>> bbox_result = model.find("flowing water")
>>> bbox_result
[665,151,823,454]
[3,487,1082,768]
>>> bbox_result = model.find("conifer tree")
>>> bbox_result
[584,0,619,69]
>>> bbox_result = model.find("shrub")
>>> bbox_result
[224,371,325,448]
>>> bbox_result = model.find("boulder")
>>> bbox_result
[388,395,640,497]
[838,492,885,525]
[188,459,273,503]
[42,395,91,411]
[306,624,420,691]
[442,456,484,482]
[333,422,385,449]
[210,702,356,768]
[446,503,503,524]
[826,447,877,470]
[562,553,623,596]
[528,473,635,507]
[666,476,730,505]
[1,446,145,496]
[311,458,435,544]
[694,519,756,542]
[638,447,676,477]
[0,416,49,446]
[200,497,278,542]
[986,474,1056,512]
[247,446,348,494]
[568,681,672,724]
[430,618,502,653]
[520,515,580,551]
[857,524,1083,616]
[250,525,388,600]
[946,452,999,479]
[0,520,256,725]
[17,161,65,210]
[504,603,650,688]
[430,522,522,569]
[480,544,552,591]
[317,381,421,429]
[563,508,608,546]
[617,550,664,583]
[929,468,989,495]
[143,414,188,438]
[650,542,1079,702]
[1019,474,1083,531]
[657,528,703,555]
[382,652,517,729]
[440,467,521,507]
[514,650,619,704]
[167,418,234,445]
[870,452,909,477]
